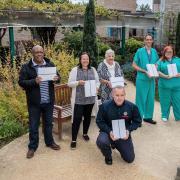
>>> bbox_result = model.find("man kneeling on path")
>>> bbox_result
[96,86,142,165]
[19,45,61,159]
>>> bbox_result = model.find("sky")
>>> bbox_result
[71,0,153,8]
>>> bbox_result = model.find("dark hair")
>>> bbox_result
[78,52,91,69]
[160,45,175,61]
[144,34,153,40]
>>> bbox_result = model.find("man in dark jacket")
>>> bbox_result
[19,45,60,159]
[96,86,142,165]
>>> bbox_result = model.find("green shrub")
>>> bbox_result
[115,55,128,65]
[99,38,121,55]
[63,31,83,57]
[0,82,28,146]
[121,62,136,84]
[63,31,112,61]
[125,38,144,60]
[44,45,78,83]
[97,40,111,57]
[0,119,27,141]
[96,56,104,64]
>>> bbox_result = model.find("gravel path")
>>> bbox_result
[0,81,180,180]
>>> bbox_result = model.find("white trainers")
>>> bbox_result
[162,118,168,122]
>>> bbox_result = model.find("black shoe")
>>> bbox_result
[70,141,76,149]
[143,118,157,124]
[105,157,113,165]
[111,143,116,149]
[82,134,90,141]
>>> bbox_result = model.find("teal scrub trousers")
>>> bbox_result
[159,87,180,121]
[136,79,155,119]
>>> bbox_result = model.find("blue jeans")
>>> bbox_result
[28,103,54,150]
[96,132,135,163]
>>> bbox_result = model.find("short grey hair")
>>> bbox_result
[112,85,125,94]
[105,49,115,58]
[32,45,43,53]
[112,85,125,90]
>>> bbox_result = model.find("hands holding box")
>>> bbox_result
[146,64,159,78]
[111,119,129,141]
[37,67,58,82]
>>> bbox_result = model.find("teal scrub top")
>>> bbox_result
[157,57,180,89]
[133,47,159,80]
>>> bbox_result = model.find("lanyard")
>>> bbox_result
[145,47,152,64]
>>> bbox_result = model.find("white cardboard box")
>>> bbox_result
[38,67,56,81]
[112,119,126,139]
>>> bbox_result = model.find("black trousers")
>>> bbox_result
[96,132,135,163]
[28,103,54,151]
[72,104,94,141]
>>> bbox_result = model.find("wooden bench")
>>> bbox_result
[53,84,72,139]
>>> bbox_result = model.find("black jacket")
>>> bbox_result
[96,99,142,134]
[18,58,60,106]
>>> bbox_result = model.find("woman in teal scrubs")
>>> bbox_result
[157,46,180,121]
[132,34,159,124]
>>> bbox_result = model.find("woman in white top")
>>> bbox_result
[97,49,124,102]
[68,52,100,149]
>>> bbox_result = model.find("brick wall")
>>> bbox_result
[153,4,160,12]
[97,0,136,13]
[165,0,180,12]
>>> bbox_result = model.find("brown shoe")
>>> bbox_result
[26,149,35,159]
[48,143,60,150]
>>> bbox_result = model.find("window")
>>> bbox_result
[107,27,121,39]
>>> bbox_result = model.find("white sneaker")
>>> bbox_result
[162,118,168,122]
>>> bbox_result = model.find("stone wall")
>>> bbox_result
[97,0,136,13]
[165,0,180,12]
[2,27,64,47]
[2,27,32,46]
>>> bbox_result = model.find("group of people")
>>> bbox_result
[18,33,180,166]
[133,34,180,123]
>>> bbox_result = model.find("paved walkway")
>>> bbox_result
[0,81,180,180]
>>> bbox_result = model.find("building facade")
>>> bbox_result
[96,0,157,42]
[154,0,180,44]
[153,0,161,12]
[97,0,136,13]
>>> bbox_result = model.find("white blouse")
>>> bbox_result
[104,59,115,77]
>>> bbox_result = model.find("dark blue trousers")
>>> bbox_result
[96,132,135,163]
[28,103,54,151]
